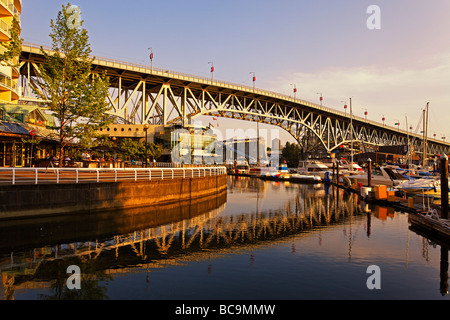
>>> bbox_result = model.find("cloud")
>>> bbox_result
[268,53,450,138]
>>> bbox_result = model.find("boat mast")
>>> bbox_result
[350,97,354,166]
[406,115,411,180]
[422,102,429,167]
[425,102,429,166]
[257,121,260,166]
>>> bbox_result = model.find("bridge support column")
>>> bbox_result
[142,80,147,124]
[163,84,169,125]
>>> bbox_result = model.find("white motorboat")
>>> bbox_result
[321,158,364,175]
[347,166,408,187]
[339,159,364,174]
[395,177,439,194]
[289,172,322,183]
[297,160,331,182]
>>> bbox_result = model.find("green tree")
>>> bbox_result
[34,3,111,166]
[146,143,164,161]
[119,138,144,160]
[0,17,23,65]
[281,142,302,168]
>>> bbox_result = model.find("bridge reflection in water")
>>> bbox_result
[0,178,369,299]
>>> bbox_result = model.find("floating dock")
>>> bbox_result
[338,181,450,242]
[227,167,450,242]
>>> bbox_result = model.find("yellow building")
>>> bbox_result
[0,0,21,103]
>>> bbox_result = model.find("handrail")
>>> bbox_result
[0,166,227,185]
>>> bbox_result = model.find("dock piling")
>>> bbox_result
[367,158,372,187]
[332,162,336,184]
[441,154,448,219]
[336,160,339,185]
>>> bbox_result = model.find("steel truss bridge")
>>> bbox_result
[18,42,450,156]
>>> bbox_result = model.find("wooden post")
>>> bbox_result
[367,158,372,187]
[336,160,339,185]
[332,162,336,184]
[440,154,448,219]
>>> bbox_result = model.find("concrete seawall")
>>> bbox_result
[0,174,227,220]
[0,190,227,251]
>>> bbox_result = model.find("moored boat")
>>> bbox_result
[259,164,290,180]
[297,160,332,182]
[347,166,408,187]
[232,163,250,176]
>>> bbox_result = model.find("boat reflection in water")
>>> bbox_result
[1,176,448,300]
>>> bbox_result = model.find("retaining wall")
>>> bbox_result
[0,174,227,220]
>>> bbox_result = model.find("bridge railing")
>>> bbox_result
[0,166,227,185]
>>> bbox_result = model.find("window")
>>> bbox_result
[9,113,24,122]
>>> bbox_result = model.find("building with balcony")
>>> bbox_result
[0,0,21,103]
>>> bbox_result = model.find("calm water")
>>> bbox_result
[1,176,449,300]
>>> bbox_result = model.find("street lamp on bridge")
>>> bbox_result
[250,72,256,91]
[362,108,368,121]
[148,47,154,71]
[316,93,323,106]
[291,84,297,99]
[209,62,214,81]
[341,100,347,115]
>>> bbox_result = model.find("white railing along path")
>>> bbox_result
[0,166,227,185]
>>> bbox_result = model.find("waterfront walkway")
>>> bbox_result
[0,166,226,185]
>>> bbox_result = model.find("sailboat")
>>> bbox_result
[395,107,449,201]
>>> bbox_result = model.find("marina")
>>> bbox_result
[226,154,450,242]
[0,1,450,305]
[1,176,448,300]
